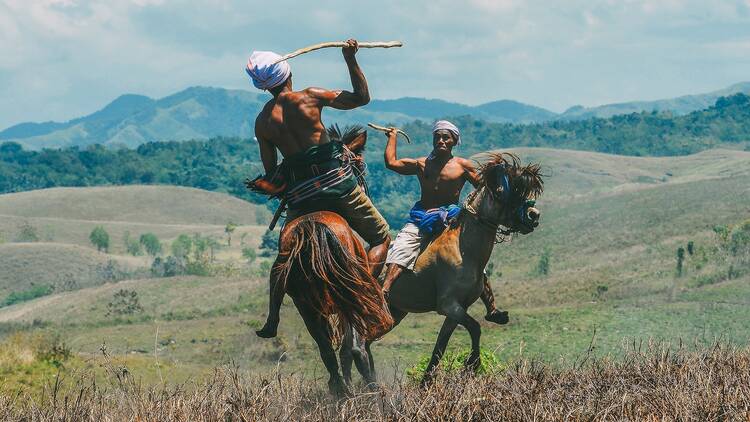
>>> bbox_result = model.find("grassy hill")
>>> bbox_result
[0,185,264,225]
[0,148,748,388]
[0,186,269,311]
[0,243,142,297]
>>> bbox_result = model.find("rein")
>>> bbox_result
[461,189,513,243]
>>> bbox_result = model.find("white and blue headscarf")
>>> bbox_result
[245,51,291,91]
[432,120,461,146]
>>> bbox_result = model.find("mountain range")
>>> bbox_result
[2,82,749,150]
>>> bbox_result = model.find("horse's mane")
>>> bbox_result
[478,152,544,199]
[327,124,366,152]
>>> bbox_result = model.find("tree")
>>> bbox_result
[225,222,237,246]
[139,233,162,257]
[260,230,279,256]
[171,234,193,259]
[106,289,143,316]
[89,226,110,252]
[15,222,39,242]
[535,249,551,277]
[242,247,257,264]
[123,231,143,256]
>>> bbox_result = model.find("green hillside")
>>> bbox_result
[2,94,749,221]
[0,149,748,386]
[560,81,750,120]
[0,185,264,226]
[3,82,748,150]
[0,243,141,297]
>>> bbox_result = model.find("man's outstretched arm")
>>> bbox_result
[384,129,419,175]
[461,158,481,188]
[307,39,370,110]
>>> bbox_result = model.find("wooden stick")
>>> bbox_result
[367,123,411,144]
[268,198,287,231]
[273,41,403,64]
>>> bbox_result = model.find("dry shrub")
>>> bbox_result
[1,342,749,421]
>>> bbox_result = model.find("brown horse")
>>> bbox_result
[268,126,392,395]
[365,153,544,385]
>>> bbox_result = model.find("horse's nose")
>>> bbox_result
[527,207,540,223]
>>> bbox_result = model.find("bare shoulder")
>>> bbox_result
[303,87,340,101]
[455,156,477,170]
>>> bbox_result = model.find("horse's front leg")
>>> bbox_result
[293,298,349,397]
[421,316,459,388]
[459,313,482,372]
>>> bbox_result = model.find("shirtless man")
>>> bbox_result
[246,39,391,338]
[381,120,508,324]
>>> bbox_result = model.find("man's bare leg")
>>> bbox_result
[256,262,284,338]
[480,274,509,325]
[367,238,390,279]
[382,263,405,299]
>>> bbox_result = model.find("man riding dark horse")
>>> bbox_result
[245,39,391,338]
[381,120,509,324]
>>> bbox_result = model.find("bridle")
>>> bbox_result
[461,163,537,242]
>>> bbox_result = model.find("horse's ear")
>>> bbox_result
[346,131,367,154]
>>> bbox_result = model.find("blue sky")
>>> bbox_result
[1,0,749,129]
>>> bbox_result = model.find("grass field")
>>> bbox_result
[0,148,749,392]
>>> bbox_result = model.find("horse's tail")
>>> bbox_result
[275,218,392,347]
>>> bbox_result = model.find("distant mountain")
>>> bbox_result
[0,88,557,150]
[2,82,749,150]
[560,82,750,120]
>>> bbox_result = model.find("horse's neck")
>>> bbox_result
[457,191,497,270]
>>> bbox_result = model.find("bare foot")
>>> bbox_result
[484,309,509,325]
[255,319,279,338]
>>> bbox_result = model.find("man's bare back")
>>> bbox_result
[253,39,370,173]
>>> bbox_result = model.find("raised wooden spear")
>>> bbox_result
[272,41,403,64]
[367,123,411,144]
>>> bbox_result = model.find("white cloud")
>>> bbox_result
[1,0,750,128]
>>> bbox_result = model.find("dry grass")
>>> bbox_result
[0,243,143,296]
[1,343,748,421]
[0,185,264,226]
[496,147,750,202]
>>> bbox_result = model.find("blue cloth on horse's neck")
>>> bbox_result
[407,202,461,236]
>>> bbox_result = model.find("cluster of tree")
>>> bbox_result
[151,233,223,277]
[2,94,749,227]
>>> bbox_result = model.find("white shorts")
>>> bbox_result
[385,223,423,271]
[385,222,489,275]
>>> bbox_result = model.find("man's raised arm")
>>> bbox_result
[384,129,419,175]
[308,39,370,110]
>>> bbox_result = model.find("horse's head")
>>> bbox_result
[328,124,367,156]
[470,153,544,235]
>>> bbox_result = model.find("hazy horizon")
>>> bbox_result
[2,0,749,129]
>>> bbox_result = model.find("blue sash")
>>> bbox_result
[407,202,461,236]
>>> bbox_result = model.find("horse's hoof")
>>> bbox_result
[328,379,352,398]
[465,354,481,372]
[485,310,509,325]
[255,321,278,338]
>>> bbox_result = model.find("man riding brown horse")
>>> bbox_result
[381,120,510,324]
[246,39,391,339]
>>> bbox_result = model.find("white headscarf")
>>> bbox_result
[432,120,461,146]
[245,51,291,91]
